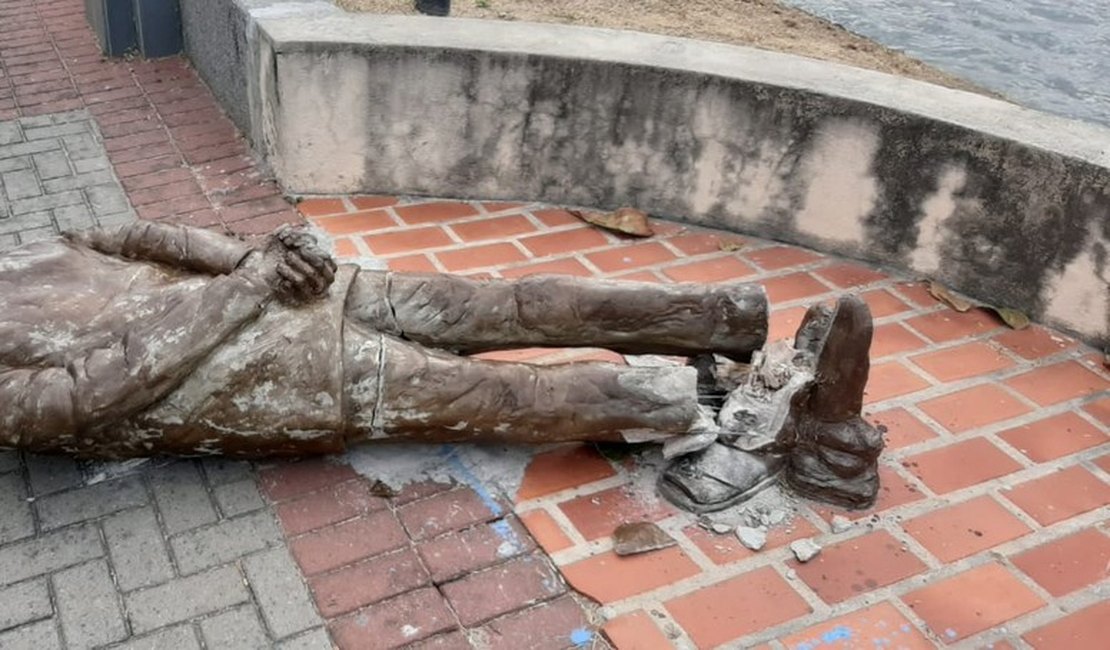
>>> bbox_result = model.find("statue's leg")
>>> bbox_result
[345,271,767,361]
[343,330,703,444]
[784,296,884,509]
[657,296,884,513]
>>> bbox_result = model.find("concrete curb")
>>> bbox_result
[180,3,1110,344]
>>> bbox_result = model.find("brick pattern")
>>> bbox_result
[0,0,300,239]
[260,465,603,650]
[1,0,1108,646]
[0,110,132,249]
[0,456,326,648]
[300,196,1110,649]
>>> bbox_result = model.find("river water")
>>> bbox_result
[782,0,1109,126]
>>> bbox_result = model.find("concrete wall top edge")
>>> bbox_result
[257,14,1110,169]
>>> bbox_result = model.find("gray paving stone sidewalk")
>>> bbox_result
[0,452,330,649]
[0,110,134,251]
[0,107,331,649]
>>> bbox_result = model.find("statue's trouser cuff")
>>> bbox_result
[346,334,702,444]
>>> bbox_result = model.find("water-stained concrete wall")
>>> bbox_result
[248,15,1109,344]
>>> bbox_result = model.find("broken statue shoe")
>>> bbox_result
[783,295,884,509]
[657,442,787,513]
[657,295,884,512]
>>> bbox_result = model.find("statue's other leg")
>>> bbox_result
[784,296,884,509]
[345,271,767,361]
[343,329,703,445]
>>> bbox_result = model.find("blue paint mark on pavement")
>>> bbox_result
[490,518,526,554]
[570,628,593,646]
[438,445,504,516]
[822,626,853,643]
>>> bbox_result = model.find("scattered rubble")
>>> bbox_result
[662,432,718,459]
[790,538,822,562]
[830,515,853,533]
[613,521,677,556]
[709,522,734,535]
[735,526,767,551]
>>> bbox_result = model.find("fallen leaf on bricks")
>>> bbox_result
[613,521,677,556]
[928,281,973,313]
[569,207,654,237]
[987,306,1031,330]
[368,480,397,498]
[718,240,745,252]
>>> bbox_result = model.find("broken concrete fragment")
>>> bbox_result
[735,526,767,551]
[830,515,853,533]
[662,432,718,460]
[710,522,734,535]
[613,522,677,556]
[790,538,822,562]
[624,354,683,367]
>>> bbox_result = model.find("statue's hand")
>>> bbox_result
[245,226,338,303]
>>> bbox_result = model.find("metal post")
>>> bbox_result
[415,0,450,17]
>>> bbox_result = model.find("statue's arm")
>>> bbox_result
[0,271,272,450]
[66,221,254,275]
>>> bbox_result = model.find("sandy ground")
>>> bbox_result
[336,0,987,95]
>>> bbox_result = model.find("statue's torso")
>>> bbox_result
[0,242,356,457]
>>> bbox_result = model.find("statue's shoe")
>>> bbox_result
[658,442,785,513]
[783,296,884,509]
[796,416,884,471]
[784,445,879,509]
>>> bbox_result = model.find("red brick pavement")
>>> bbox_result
[0,0,300,235]
[5,1,1108,646]
[293,197,1109,649]
[260,465,599,650]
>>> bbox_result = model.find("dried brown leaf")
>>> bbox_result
[569,207,654,237]
[367,480,397,498]
[988,306,1031,330]
[718,240,745,252]
[928,281,973,313]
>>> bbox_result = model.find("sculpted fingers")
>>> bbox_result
[283,251,329,295]
[275,260,309,298]
[298,245,337,283]
[254,226,338,303]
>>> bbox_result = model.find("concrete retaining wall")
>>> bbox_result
[183,6,1110,344]
[179,0,251,133]
[180,0,340,142]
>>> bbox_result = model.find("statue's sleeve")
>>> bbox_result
[67,221,254,275]
[0,272,272,451]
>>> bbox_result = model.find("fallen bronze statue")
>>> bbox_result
[0,222,882,512]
